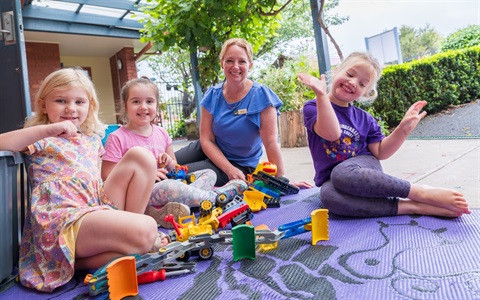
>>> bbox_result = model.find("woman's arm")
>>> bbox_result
[0,121,77,152]
[369,100,427,160]
[199,107,245,180]
[259,106,285,177]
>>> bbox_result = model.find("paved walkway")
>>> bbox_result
[173,139,480,209]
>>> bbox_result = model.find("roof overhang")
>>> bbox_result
[22,0,156,58]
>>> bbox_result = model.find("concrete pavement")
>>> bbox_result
[172,138,480,209]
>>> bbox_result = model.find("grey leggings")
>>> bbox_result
[321,155,410,217]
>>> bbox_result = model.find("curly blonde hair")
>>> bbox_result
[24,68,105,136]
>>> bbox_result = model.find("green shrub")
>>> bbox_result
[256,55,319,112]
[372,46,480,128]
[441,25,480,52]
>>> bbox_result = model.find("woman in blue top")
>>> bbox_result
[176,38,312,188]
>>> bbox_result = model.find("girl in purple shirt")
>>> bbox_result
[298,52,470,218]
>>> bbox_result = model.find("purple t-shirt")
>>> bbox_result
[102,124,172,163]
[303,100,384,186]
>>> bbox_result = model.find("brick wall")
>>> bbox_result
[110,47,137,123]
[25,42,61,110]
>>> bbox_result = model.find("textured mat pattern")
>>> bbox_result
[2,187,480,299]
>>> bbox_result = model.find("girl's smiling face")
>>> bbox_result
[42,86,90,128]
[329,63,375,107]
[125,84,158,127]
[221,45,253,83]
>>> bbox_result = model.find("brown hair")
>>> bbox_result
[119,77,160,124]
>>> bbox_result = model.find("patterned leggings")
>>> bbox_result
[320,155,411,217]
[149,169,217,207]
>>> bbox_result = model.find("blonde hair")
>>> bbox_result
[329,52,382,100]
[219,38,254,64]
[25,68,105,136]
[119,77,160,124]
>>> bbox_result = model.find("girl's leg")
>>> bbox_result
[330,155,410,199]
[403,185,469,215]
[150,178,216,207]
[189,169,217,191]
[103,147,157,213]
[325,155,469,217]
[321,180,398,217]
[75,209,158,269]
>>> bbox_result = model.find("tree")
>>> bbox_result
[317,0,349,61]
[146,46,196,118]
[140,0,293,90]
[399,24,443,62]
[441,24,480,52]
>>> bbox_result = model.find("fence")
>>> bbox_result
[156,82,195,139]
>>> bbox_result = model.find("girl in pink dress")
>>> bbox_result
[0,69,168,292]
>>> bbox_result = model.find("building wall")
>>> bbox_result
[61,56,117,124]
[25,42,61,111]
[24,42,136,125]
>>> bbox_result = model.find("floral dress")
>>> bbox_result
[19,134,116,292]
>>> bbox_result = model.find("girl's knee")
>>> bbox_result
[133,216,159,253]
[125,147,156,169]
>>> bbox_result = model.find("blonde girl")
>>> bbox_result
[298,52,470,218]
[0,68,167,292]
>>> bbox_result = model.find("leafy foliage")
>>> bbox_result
[255,55,319,112]
[399,24,443,62]
[441,25,480,52]
[140,0,288,90]
[372,46,480,128]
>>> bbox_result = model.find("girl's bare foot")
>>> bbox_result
[397,199,463,217]
[407,184,470,214]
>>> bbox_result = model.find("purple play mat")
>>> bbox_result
[2,187,480,300]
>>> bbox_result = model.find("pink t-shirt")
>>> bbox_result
[102,125,172,163]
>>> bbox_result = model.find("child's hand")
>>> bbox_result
[157,153,173,168]
[47,121,78,138]
[298,73,327,96]
[156,168,168,181]
[399,100,428,135]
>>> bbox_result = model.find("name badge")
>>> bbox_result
[234,108,247,115]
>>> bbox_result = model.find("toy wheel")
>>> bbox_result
[199,200,214,216]
[187,173,196,184]
[198,247,214,260]
[216,193,230,206]
[176,250,192,262]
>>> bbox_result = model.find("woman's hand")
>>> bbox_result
[289,180,314,189]
[226,166,247,181]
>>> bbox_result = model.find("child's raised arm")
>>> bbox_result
[298,73,341,141]
[0,121,78,152]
